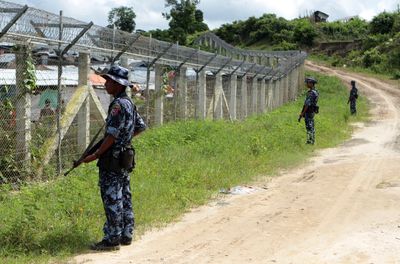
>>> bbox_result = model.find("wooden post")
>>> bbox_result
[77,52,90,152]
[214,72,223,119]
[241,75,248,119]
[154,64,164,125]
[178,67,188,119]
[196,69,207,119]
[15,46,31,168]
[229,73,237,120]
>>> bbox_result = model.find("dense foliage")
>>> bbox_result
[160,0,209,45]
[214,9,400,78]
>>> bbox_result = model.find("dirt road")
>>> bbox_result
[74,62,400,264]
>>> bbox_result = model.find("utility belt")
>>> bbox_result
[97,145,135,173]
[307,105,319,114]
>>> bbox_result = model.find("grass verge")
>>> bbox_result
[0,72,368,263]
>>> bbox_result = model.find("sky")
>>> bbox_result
[8,0,400,31]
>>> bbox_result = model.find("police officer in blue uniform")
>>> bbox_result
[299,77,319,145]
[82,65,146,251]
[347,80,358,115]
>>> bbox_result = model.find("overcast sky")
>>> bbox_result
[9,0,400,31]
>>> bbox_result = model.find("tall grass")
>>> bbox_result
[0,72,368,263]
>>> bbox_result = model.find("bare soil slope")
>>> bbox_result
[74,62,400,264]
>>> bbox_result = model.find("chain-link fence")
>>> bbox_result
[0,0,306,184]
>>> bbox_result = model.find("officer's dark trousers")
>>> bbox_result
[99,169,134,243]
[304,112,315,144]
[350,100,357,114]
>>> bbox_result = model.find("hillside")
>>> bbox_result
[212,11,400,78]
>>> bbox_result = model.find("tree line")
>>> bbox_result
[106,0,208,46]
[107,2,400,78]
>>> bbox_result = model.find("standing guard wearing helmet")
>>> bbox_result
[299,77,319,145]
[347,80,358,115]
[81,65,146,251]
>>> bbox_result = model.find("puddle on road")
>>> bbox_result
[342,138,370,147]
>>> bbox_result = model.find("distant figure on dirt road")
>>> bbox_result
[299,77,319,145]
[347,80,358,115]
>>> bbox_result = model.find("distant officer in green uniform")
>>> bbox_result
[299,77,319,145]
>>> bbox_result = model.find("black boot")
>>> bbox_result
[120,236,132,246]
[90,239,120,251]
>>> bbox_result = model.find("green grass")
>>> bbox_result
[0,72,368,263]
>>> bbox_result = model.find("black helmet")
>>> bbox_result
[305,77,317,84]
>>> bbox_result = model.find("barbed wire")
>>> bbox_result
[0,0,306,78]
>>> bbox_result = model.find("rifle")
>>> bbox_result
[64,123,105,176]
[298,105,305,122]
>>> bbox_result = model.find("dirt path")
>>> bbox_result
[74,62,400,264]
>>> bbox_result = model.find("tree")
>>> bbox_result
[193,10,208,32]
[163,0,208,45]
[293,19,317,46]
[370,12,395,35]
[108,6,136,33]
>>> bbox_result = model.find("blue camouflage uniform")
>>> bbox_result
[98,91,146,244]
[304,88,319,144]
[349,86,358,114]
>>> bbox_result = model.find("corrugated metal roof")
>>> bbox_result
[0,68,78,86]
[0,54,15,63]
